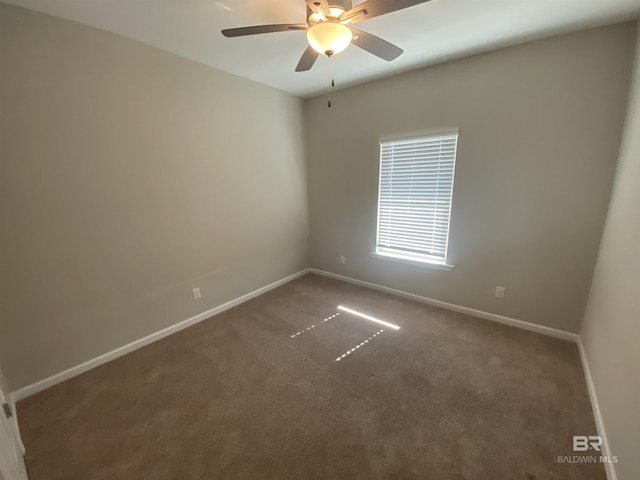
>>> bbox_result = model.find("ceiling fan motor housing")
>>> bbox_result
[306,0,353,23]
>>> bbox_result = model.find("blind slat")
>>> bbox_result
[378,238,448,251]
[377,230,451,246]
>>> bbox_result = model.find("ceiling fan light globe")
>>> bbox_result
[307,22,352,56]
[308,12,324,24]
[329,6,346,18]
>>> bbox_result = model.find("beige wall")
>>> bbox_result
[580,26,640,480]
[0,5,309,390]
[305,24,635,333]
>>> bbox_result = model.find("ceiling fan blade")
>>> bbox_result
[351,28,403,61]
[340,0,431,25]
[305,0,331,17]
[295,46,319,72]
[222,24,307,37]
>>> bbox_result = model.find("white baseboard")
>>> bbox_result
[11,269,310,402]
[577,337,617,480]
[309,268,579,342]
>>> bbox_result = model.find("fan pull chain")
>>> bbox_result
[328,54,334,108]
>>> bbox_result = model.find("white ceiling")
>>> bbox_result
[5,0,640,97]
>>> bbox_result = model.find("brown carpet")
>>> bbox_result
[17,273,604,479]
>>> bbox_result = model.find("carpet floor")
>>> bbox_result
[17,273,604,479]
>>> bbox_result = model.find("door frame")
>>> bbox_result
[0,367,28,480]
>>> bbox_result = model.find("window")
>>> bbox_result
[375,131,458,268]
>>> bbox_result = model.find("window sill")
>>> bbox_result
[370,251,455,271]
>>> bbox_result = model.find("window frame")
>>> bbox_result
[373,130,459,271]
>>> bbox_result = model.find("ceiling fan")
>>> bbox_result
[221,0,431,72]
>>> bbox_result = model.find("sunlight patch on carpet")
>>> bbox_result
[290,312,341,338]
[336,329,385,362]
[337,305,401,330]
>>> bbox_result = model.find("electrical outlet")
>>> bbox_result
[340,255,346,265]
[192,287,201,300]
[495,286,506,299]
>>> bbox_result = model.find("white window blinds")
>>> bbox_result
[376,132,458,263]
